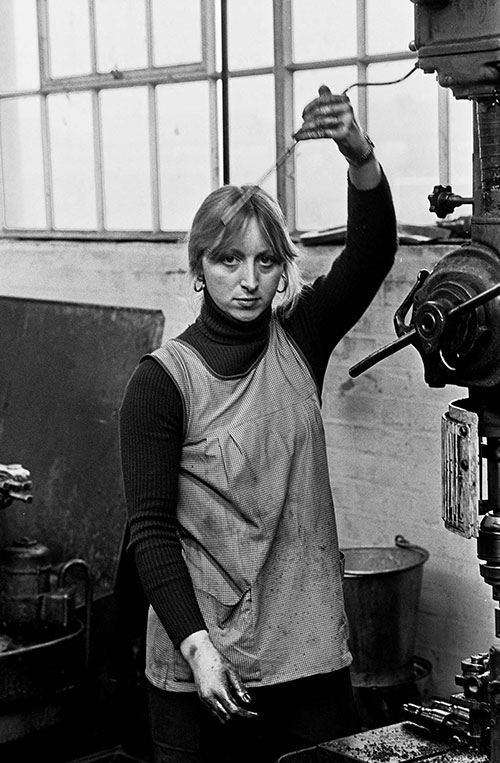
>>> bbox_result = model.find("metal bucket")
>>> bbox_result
[341,535,429,688]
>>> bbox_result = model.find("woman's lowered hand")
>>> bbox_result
[179,630,258,723]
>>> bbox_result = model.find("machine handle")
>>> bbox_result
[349,330,417,378]
[428,184,473,218]
[448,280,500,318]
[349,280,500,378]
[395,535,411,548]
[393,269,429,336]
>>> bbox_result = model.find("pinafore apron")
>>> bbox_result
[146,317,350,691]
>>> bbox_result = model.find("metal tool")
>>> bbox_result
[0,464,32,510]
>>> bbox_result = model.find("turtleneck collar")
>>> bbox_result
[196,288,272,346]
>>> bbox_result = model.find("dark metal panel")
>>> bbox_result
[0,297,164,598]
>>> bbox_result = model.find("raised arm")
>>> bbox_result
[284,86,398,391]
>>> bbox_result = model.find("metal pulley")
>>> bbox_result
[349,242,500,388]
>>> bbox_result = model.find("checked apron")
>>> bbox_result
[146,317,350,691]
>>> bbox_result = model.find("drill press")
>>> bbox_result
[346,2,500,761]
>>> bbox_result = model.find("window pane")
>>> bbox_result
[95,0,147,73]
[152,0,202,66]
[229,75,275,195]
[48,92,97,230]
[0,0,39,92]
[100,87,152,229]
[157,82,212,230]
[214,0,222,71]
[367,62,439,225]
[449,96,473,203]
[366,0,415,55]
[47,0,92,77]
[294,67,357,231]
[0,97,45,228]
[227,0,274,70]
[292,0,356,63]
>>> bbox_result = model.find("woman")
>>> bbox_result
[120,87,397,763]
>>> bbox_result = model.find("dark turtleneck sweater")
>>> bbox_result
[119,174,397,648]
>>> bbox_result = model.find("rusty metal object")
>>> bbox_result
[0,464,32,510]
[441,401,480,539]
[0,538,51,631]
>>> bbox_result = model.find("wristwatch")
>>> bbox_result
[344,133,375,168]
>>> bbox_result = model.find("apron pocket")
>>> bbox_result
[194,585,261,682]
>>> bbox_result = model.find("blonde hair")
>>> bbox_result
[187,185,304,317]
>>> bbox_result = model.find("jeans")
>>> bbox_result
[147,668,360,763]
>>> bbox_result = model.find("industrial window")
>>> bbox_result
[0,0,473,241]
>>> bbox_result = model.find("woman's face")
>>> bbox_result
[201,217,284,322]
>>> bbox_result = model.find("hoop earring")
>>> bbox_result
[194,275,205,293]
[276,273,288,294]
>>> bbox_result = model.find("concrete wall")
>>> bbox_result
[0,237,496,698]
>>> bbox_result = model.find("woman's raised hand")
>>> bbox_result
[294,85,356,142]
[295,85,381,188]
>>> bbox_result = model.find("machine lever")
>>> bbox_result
[349,330,417,377]
[448,281,500,319]
[393,269,429,335]
[349,280,500,378]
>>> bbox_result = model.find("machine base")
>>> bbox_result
[278,722,488,762]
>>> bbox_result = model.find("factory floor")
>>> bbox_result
[0,674,152,763]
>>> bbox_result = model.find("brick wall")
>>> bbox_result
[0,237,495,698]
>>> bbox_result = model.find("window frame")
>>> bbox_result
[0,0,430,241]
[0,0,219,240]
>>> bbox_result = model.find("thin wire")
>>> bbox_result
[221,141,297,225]
[342,63,419,95]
